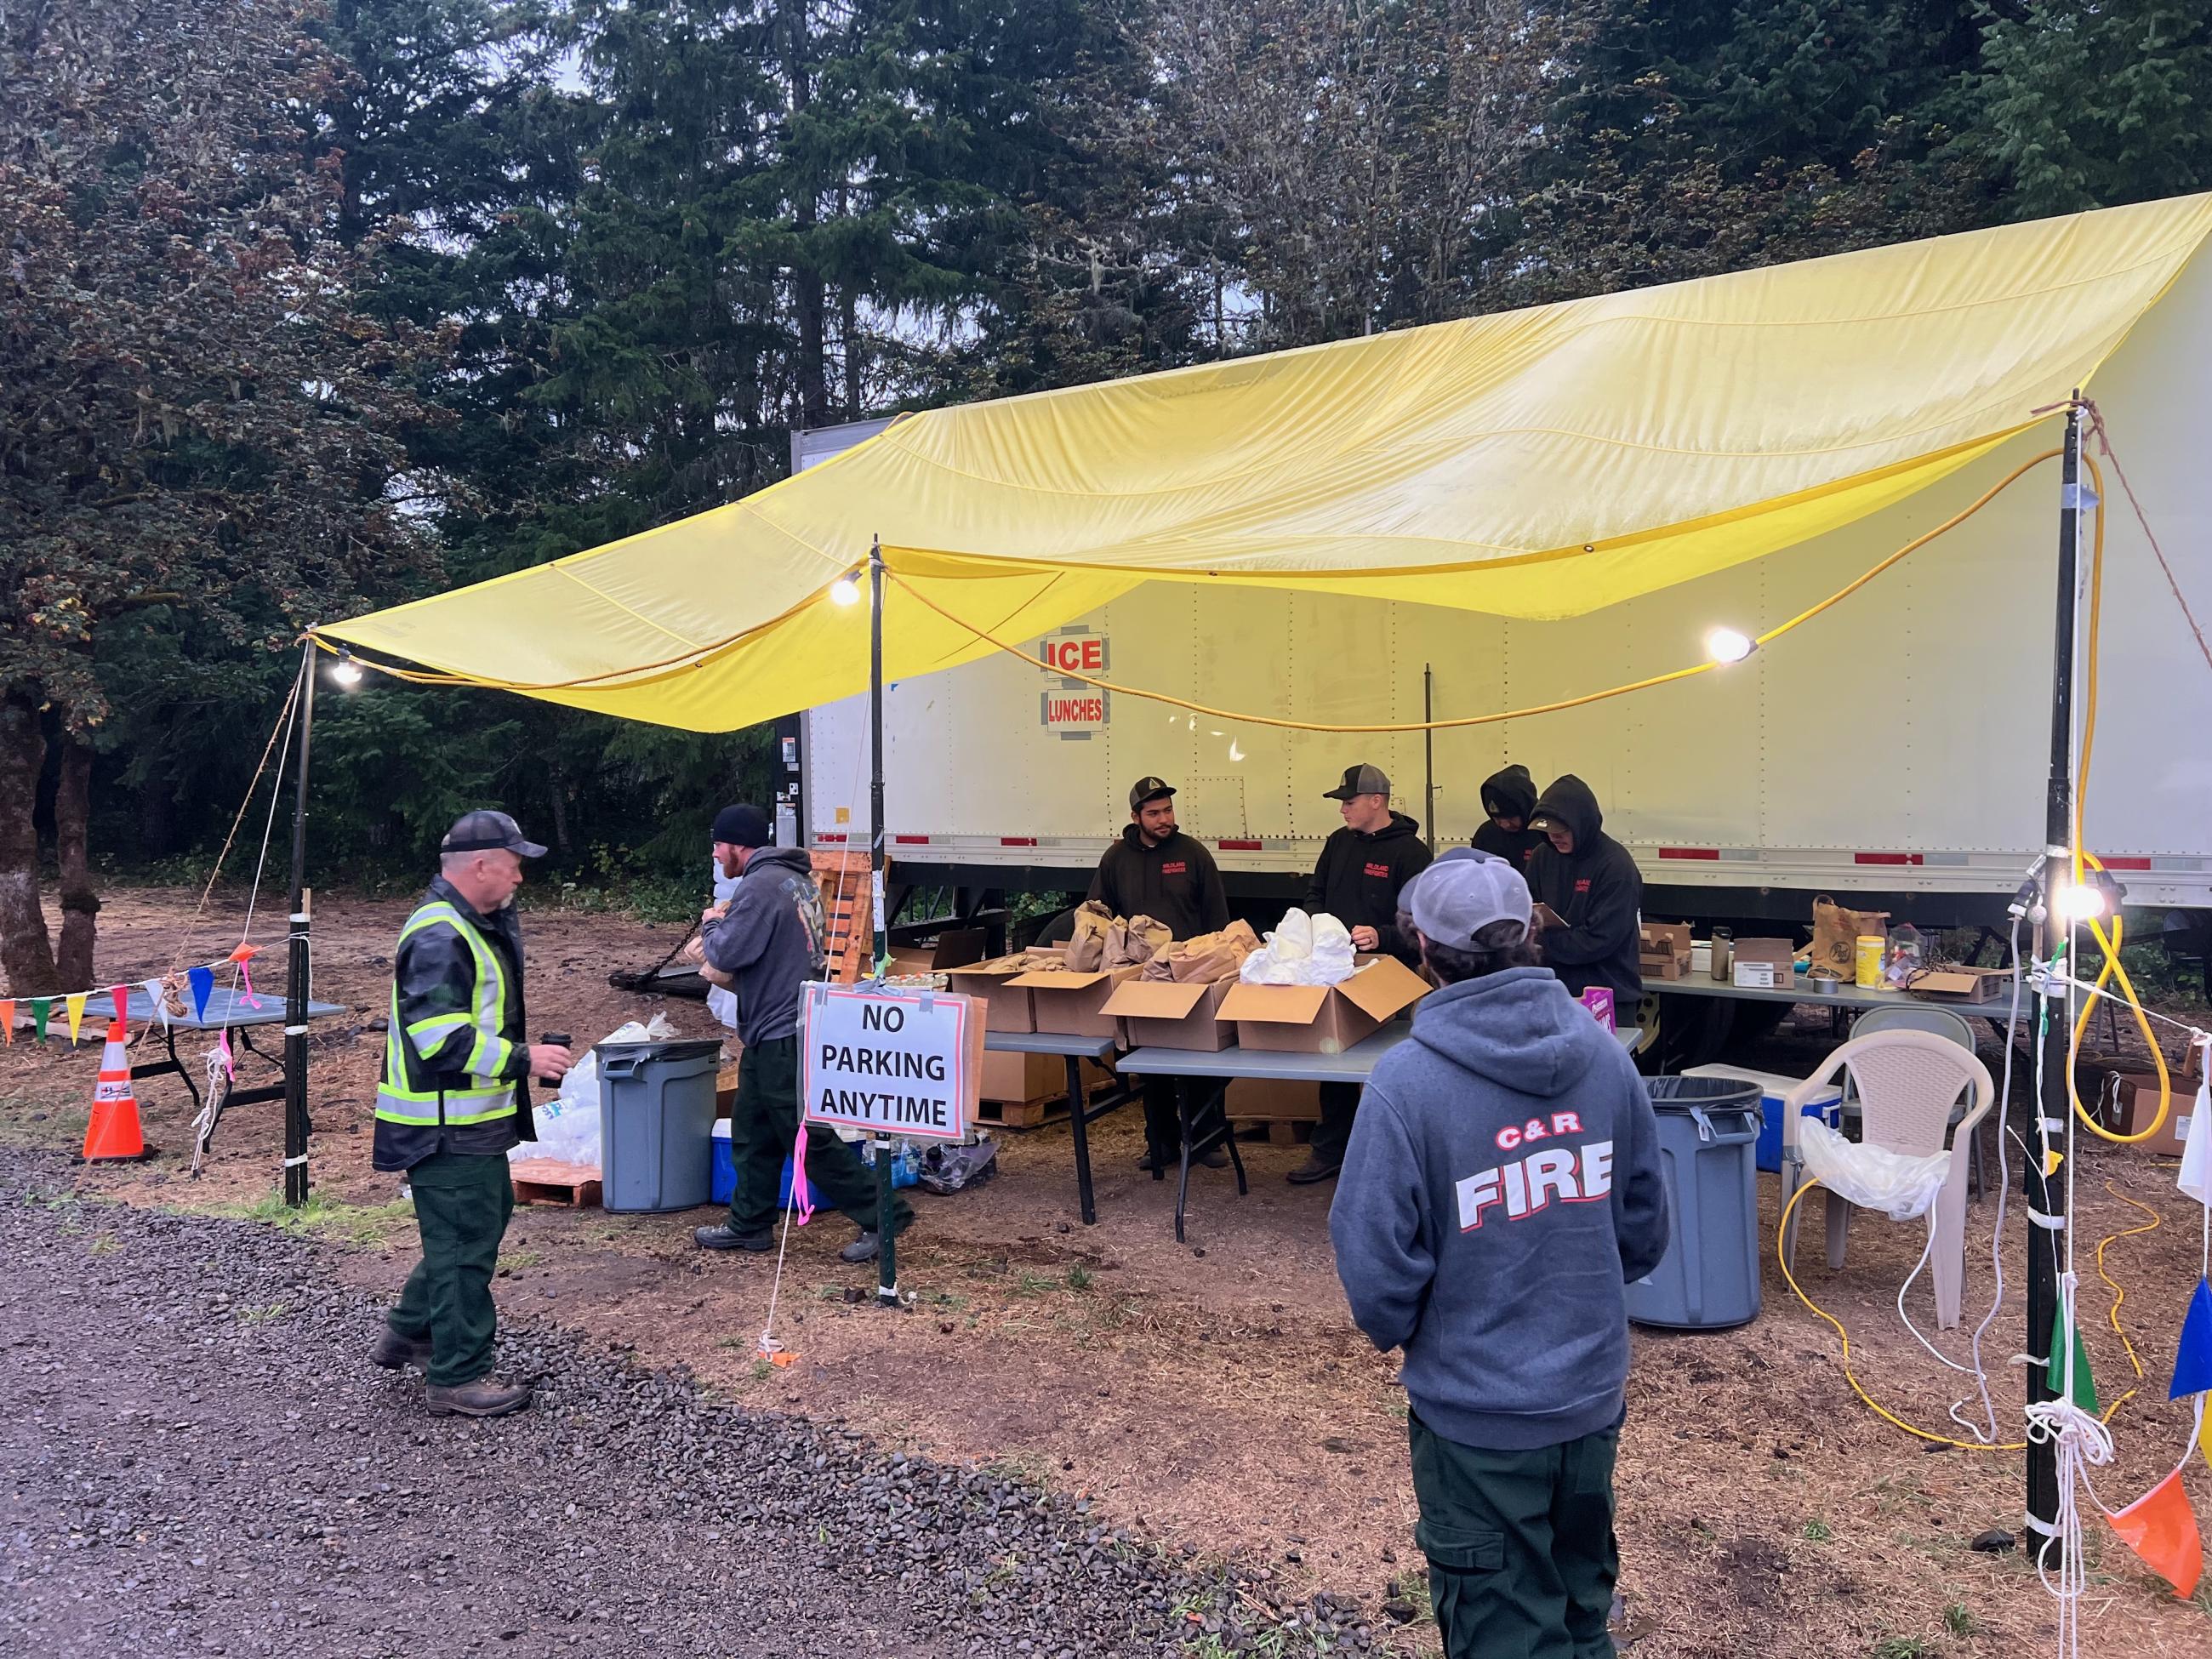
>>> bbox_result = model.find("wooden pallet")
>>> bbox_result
[810,851,874,983]
[975,1093,1070,1131]
[509,1159,603,1207]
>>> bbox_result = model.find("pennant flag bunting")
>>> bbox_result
[30,997,49,1040]
[2047,1322,2100,1415]
[64,992,86,1045]
[110,984,128,1029]
[0,999,12,1046]
[2107,1468,2204,1599]
[2174,1280,2212,1400]
[227,943,260,964]
[185,965,214,1022]
[140,979,169,1029]
[2200,1400,2212,1476]
[2179,1061,2212,1204]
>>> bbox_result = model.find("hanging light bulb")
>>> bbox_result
[332,650,364,687]
[2054,881,2109,921]
[1705,626,1756,664]
[829,573,862,607]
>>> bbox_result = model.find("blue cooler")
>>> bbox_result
[709,1123,891,1209]
[1683,1063,1843,1173]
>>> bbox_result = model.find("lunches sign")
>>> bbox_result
[1037,626,1110,739]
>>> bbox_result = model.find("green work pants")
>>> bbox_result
[1408,1411,1621,1659]
[726,1035,912,1240]
[389,1150,515,1388]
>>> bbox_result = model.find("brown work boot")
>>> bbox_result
[425,1377,533,1418]
[368,1327,432,1370]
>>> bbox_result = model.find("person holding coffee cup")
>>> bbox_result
[365,810,573,1419]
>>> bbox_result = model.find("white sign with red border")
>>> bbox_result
[800,982,978,1142]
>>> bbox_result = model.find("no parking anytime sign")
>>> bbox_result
[799,983,982,1142]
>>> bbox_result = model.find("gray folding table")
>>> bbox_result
[1120,1023,1647,1243]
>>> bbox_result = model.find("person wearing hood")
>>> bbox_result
[689,804,912,1261]
[1291,762,1433,1184]
[1091,777,1232,1170]
[1525,774,1645,1003]
[1330,852,1667,1659]
[1471,764,1543,872]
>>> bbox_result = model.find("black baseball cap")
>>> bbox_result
[1128,776,1176,812]
[710,803,774,849]
[441,810,547,859]
[1323,762,1391,801]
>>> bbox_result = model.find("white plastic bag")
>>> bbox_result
[510,1013,676,1167]
[706,984,738,1028]
[1239,909,1359,987]
[1797,1117,1948,1220]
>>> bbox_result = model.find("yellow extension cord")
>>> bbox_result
[1773,1179,2157,1453]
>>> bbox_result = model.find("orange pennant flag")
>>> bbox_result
[2107,1468,2203,1599]
[0,999,12,1046]
[64,991,87,1045]
[227,943,261,964]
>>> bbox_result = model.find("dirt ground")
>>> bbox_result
[8,884,2212,1657]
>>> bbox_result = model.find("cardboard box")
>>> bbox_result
[1639,952,1690,980]
[2101,1069,2203,1158]
[1225,1077,1323,1122]
[1008,965,1139,1039]
[1908,966,2015,1005]
[1219,955,1429,1054]
[1579,987,1616,1032]
[1100,977,1235,1052]
[1731,937,1795,990]
[942,960,1037,1034]
[979,1048,1115,1104]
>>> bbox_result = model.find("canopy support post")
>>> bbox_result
[2025,397,2083,1565]
[869,536,898,1306]
[1422,664,1437,855]
[283,642,317,1209]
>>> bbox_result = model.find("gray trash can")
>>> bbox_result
[1626,1076,1764,1331]
[595,1038,724,1212]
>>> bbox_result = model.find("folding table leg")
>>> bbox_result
[1174,1080,1194,1246]
[1064,1056,1097,1226]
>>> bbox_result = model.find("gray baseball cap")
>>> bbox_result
[1405,849,1531,947]
[441,809,547,859]
[1128,776,1176,812]
[1323,762,1391,801]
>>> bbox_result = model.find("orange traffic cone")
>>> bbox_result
[83,1022,147,1162]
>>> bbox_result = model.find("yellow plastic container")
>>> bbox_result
[1855,936,1887,989]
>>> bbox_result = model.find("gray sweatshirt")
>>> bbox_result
[699,847,827,1046]
[1330,966,1668,1451]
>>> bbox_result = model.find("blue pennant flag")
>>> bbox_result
[185,965,214,1023]
[2171,1277,2212,1400]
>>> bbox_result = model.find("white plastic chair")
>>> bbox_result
[1779,1030,1995,1330]
[1848,1003,1987,1200]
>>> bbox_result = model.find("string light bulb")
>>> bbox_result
[2054,881,2109,921]
[1705,627,1756,664]
[332,650,364,687]
[829,573,863,607]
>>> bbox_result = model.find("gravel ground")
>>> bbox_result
[0,1148,1382,1659]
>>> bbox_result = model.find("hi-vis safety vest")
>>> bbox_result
[376,901,519,1127]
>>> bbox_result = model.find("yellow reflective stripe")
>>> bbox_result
[382,899,516,1125]
[407,1012,472,1040]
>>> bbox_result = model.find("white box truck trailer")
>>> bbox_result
[790,254,2212,945]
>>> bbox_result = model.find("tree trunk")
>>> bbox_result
[54,738,98,990]
[786,2,828,427]
[0,695,58,995]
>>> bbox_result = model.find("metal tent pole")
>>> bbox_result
[869,537,897,1305]
[2025,398,2084,1564]
[283,644,317,1208]
[1422,664,1437,855]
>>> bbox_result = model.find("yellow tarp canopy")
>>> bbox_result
[321,194,2212,733]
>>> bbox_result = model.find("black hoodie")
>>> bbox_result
[1304,811,1433,962]
[1088,825,1229,941]
[1470,764,1544,871]
[1526,774,1644,1001]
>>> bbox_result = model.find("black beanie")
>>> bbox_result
[710,804,773,848]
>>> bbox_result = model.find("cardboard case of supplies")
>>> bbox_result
[1639,922,1693,980]
[1100,978,1235,1052]
[2098,1069,2203,1159]
[1008,966,1139,1039]
[1908,966,2015,1005]
[943,960,1038,1034]
[980,1049,1115,1104]
[1731,938,1795,989]
[1219,956,1429,1054]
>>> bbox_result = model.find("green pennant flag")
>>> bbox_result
[2046,1322,2100,1415]
[29,997,49,1041]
